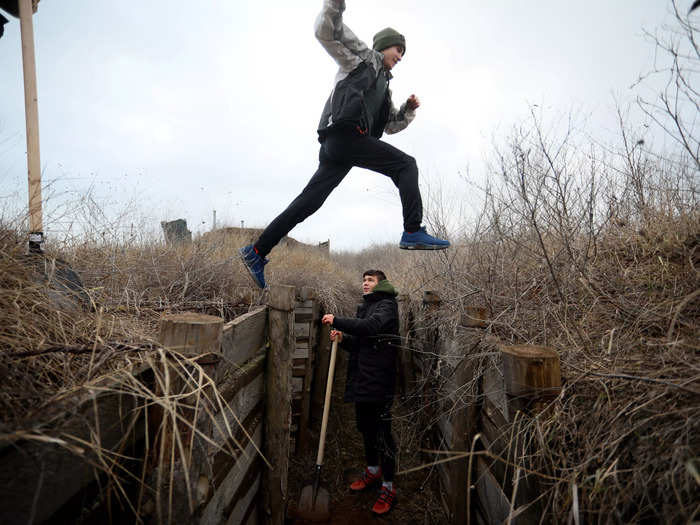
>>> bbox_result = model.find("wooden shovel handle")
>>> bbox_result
[19,0,42,235]
[316,338,338,466]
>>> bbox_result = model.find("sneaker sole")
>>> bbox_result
[399,243,449,250]
[238,250,266,289]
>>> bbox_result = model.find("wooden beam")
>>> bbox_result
[475,457,510,524]
[220,306,266,380]
[500,344,561,415]
[159,312,224,358]
[397,294,415,398]
[448,344,479,525]
[262,284,295,525]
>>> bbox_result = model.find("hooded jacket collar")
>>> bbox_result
[363,279,398,302]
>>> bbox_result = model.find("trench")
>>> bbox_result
[0,285,556,525]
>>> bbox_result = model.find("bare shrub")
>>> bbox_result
[336,97,698,520]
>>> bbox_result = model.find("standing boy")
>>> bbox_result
[240,0,449,289]
[321,269,400,515]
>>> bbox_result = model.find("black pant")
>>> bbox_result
[355,400,396,482]
[255,130,423,257]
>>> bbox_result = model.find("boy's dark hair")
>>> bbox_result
[363,269,387,281]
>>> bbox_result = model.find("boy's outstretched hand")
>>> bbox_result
[322,314,343,343]
[406,94,420,111]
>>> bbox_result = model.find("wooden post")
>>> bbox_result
[19,0,43,250]
[499,344,560,523]
[449,354,478,525]
[159,312,224,359]
[263,284,295,525]
[397,294,415,398]
[155,313,224,521]
[421,291,442,422]
[500,344,561,416]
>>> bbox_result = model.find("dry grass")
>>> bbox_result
[0,223,358,522]
[333,111,700,522]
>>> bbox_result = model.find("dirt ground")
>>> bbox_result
[287,351,448,525]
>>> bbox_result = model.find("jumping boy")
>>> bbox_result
[239,0,449,288]
[321,269,400,515]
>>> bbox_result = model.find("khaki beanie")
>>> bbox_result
[372,27,406,54]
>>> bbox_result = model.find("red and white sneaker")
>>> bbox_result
[349,468,382,492]
[371,485,397,515]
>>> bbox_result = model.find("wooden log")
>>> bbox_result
[500,344,561,415]
[153,313,224,521]
[262,284,295,525]
[498,345,559,523]
[159,312,224,358]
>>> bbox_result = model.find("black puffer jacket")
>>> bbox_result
[332,280,399,402]
[317,61,392,140]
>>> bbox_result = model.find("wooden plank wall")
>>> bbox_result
[195,305,269,525]
[291,288,321,453]
[0,284,307,525]
[404,292,554,525]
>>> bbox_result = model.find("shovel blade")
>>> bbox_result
[297,484,330,522]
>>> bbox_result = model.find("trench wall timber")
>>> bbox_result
[1,282,560,525]
[398,291,561,525]
[0,284,323,525]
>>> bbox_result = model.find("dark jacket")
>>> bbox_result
[314,0,415,141]
[332,280,400,402]
[318,61,391,140]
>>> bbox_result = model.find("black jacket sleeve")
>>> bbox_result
[333,299,396,336]
[338,333,356,352]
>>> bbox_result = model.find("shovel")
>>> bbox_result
[297,338,339,522]
[16,0,87,308]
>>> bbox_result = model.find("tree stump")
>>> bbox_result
[500,344,561,415]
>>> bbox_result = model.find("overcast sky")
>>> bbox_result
[0,1,691,251]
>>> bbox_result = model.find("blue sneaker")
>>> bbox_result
[238,244,269,288]
[399,227,450,250]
